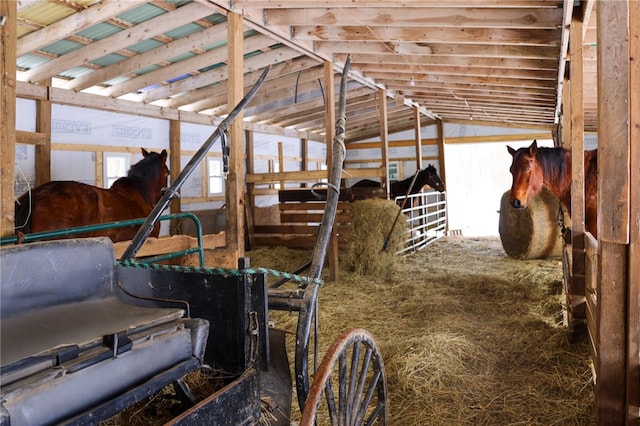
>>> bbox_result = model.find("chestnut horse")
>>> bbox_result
[507,140,598,237]
[14,148,169,242]
[351,164,446,198]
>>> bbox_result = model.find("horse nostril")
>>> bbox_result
[511,199,521,208]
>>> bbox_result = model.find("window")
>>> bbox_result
[207,158,224,195]
[104,153,130,188]
[388,162,399,182]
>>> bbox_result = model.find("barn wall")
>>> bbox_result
[13,99,328,236]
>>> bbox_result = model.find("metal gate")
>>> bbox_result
[395,191,447,255]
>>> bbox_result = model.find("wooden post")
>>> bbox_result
[596,1,630,423]
[627,1,640,421]
[378,88,389,197]
[436,120,448,233]
[324,61,338,281]
[278,141,285,190]
[169,119,181,235]
[35,88,51,186]
[569,10,586,326]
[226,12,245,255]
[414,106,423,171]
[0,0,17,237]
[436,120,447,185]
[301,138,308,187]
[244,129,256,250]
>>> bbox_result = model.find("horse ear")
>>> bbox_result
[141,148,150,157]
[507,145,516,156]
[529,140,538,156]
[161,149,167,160]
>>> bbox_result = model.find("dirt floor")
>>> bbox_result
[252,236,594,425]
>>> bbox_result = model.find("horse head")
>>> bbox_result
[423,164,446,192]
[130,148,169,204]
[507,140,544,209]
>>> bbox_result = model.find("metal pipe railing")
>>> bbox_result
[0,212,206,266]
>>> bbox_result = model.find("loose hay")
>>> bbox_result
[344,199,407,276]
[252,236,594,425]
[103,237,593,425]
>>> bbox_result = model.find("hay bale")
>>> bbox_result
[499,187,566,259]
[344,199,406,276]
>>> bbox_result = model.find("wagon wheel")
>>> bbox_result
[299,328,388,426]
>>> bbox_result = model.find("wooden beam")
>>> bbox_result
[378,88,390,195]
[595,1,630,423]
[266,7,562,29]
[293,26,562,46]
[225,11,244,255]
[245,130,256,250]
[169,120,181,235]
[627,1,640,421]
[35,85,51,186]
[1,0,17,237]
[569,10,586,331]
[414,106,422,170]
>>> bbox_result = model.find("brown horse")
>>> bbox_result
[507,140,598,237]
[351,164,446,198]
[14,148,169,242]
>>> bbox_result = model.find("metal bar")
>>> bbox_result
[120,66,270,261]
[295,56,351,411]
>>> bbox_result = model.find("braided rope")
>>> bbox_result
[117,259,323,287]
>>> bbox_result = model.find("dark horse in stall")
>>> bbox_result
[14,148,169,243]
[351,164,446,199]
[507,140,598,238]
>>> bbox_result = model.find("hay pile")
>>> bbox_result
[343,199,407,277]
[499,187,567,260]
[254,237,594,425]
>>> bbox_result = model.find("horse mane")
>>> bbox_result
[111,151,165,205]
[533,146,570,188]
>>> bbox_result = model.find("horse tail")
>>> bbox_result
[14,192,32,236]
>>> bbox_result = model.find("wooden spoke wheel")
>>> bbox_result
[300,328,388,426]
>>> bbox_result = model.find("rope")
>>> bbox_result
[117,259,323,287]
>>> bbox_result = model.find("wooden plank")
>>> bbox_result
[292,26,562,46]
[245,130,256,250]
[379,88,390,196]
[280,213,351,223]
[278,201,353,211]
[1,0,17,237]
[226,12,244,254]
[254,224,351,235]
[112,233,226,259]
[569,12,586,325]
[265,7,562,29]
[278,189,353,202]
[169,120,181,235]
[414,107,423,170]
[253,236,348,249]
[627,0,640,421]
[597,1,630,243]
[595,1,630,423]
[15,130,46,145]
